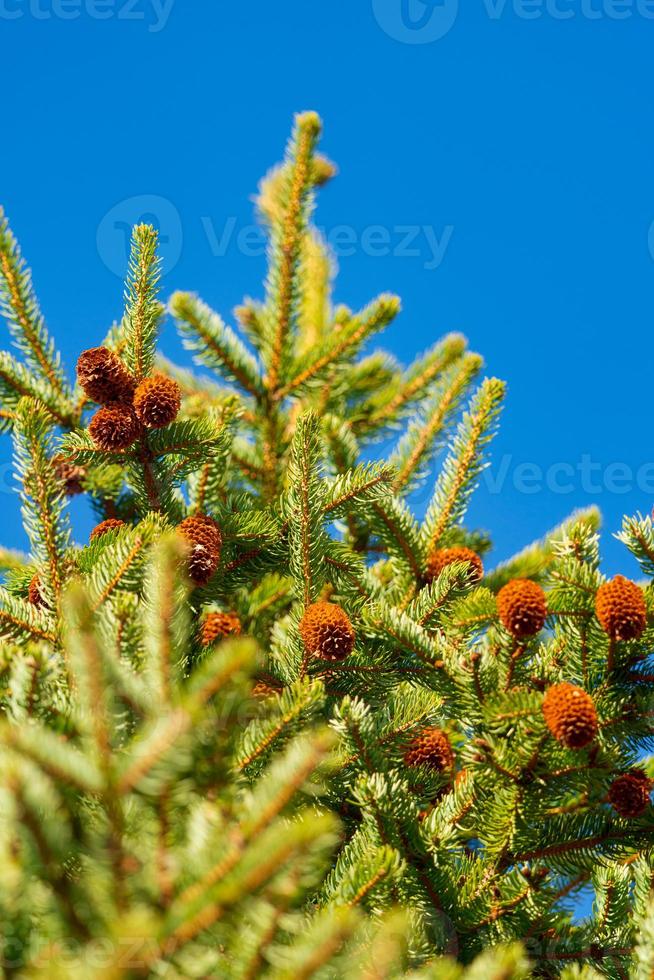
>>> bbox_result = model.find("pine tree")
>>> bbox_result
[0,113,653,978]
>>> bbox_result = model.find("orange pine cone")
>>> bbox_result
[542,682,598,749]
[299,601,355,661]
[52,455,86,496]
[405,727,454,772]
[497,579,547,638]
[133,374,181,429]
[252,678,282,700]
[252,681,274,700]
[90,519,126,542]
[608,770,652,819]
[76,346,135,405]
[89,403,140,451]
[201,611,242,647]
[595,575,647,641]
[425,546,483,584]
[28,574,47,609]
[178,514,222,585]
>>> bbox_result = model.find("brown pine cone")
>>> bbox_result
[178,514,222,585]
[89,402,140,451]
[52,455,86,496]
[201,611,242,647]
[251,673,283,700]
[28,574,48,609]
[298,601,355,661]
[497,579,547,638]
[77,347,135,404]
[405,727,454,772]
[595,575,647,641]
[90,519,126,542]
[425,546,483,584]
[133,374,181,429]
[542,682,598,749]
[608,770,652,818]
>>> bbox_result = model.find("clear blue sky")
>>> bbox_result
[2,1,653,573]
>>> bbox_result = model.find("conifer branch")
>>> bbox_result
[0,114,651,976]
[122,223,163,382]
[392,352,483,492]
[0,589,55,642]
[135,433,164,513]
[274,294,400,401]
[323,462,394,519]
[0,544,27,570]
[286,411,328,605]
[142,534,190,700]
[171,291,264,397]
[0,208,68,395]
[297,229,334,356]
[485,506,601,591]
[424,377,505,550]
[236,678,325,770]
[264,111,322,393]
[0,350,76,428]
[13,399,70,609]
[361,332,468,431]
[368,496,424,582]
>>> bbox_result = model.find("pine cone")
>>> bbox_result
[52,455,86,496]
[201,611,242,647]
[497,579,547,638]
[608,770,652,819]
[405,727,454,772]
[178,514,222,585]
[299,601,355,661]
[595,575,647,641]
[90,519,126,542]
[425,546,483,584]
[76,347,135,405]
[252,680,278,700]
[542,682,598,749]
[251,675,284,700]
[28,574,47,609]
[133,374,181,429]
[89,403,140,451]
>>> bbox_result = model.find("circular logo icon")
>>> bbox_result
[96,194,183,277]
[372,0,459,43]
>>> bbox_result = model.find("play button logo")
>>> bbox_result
[372,0,459,43]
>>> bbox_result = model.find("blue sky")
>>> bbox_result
[1,1,653,573]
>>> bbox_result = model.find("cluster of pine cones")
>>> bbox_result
[77,346,181,450]
[425,545,647,642]
[66,346,654,819]
[418,545,652,816]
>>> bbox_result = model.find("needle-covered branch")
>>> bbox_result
[263,111,322,394]
[0,114,652,978]
[121,223,164,383]
[0,208,69,397]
